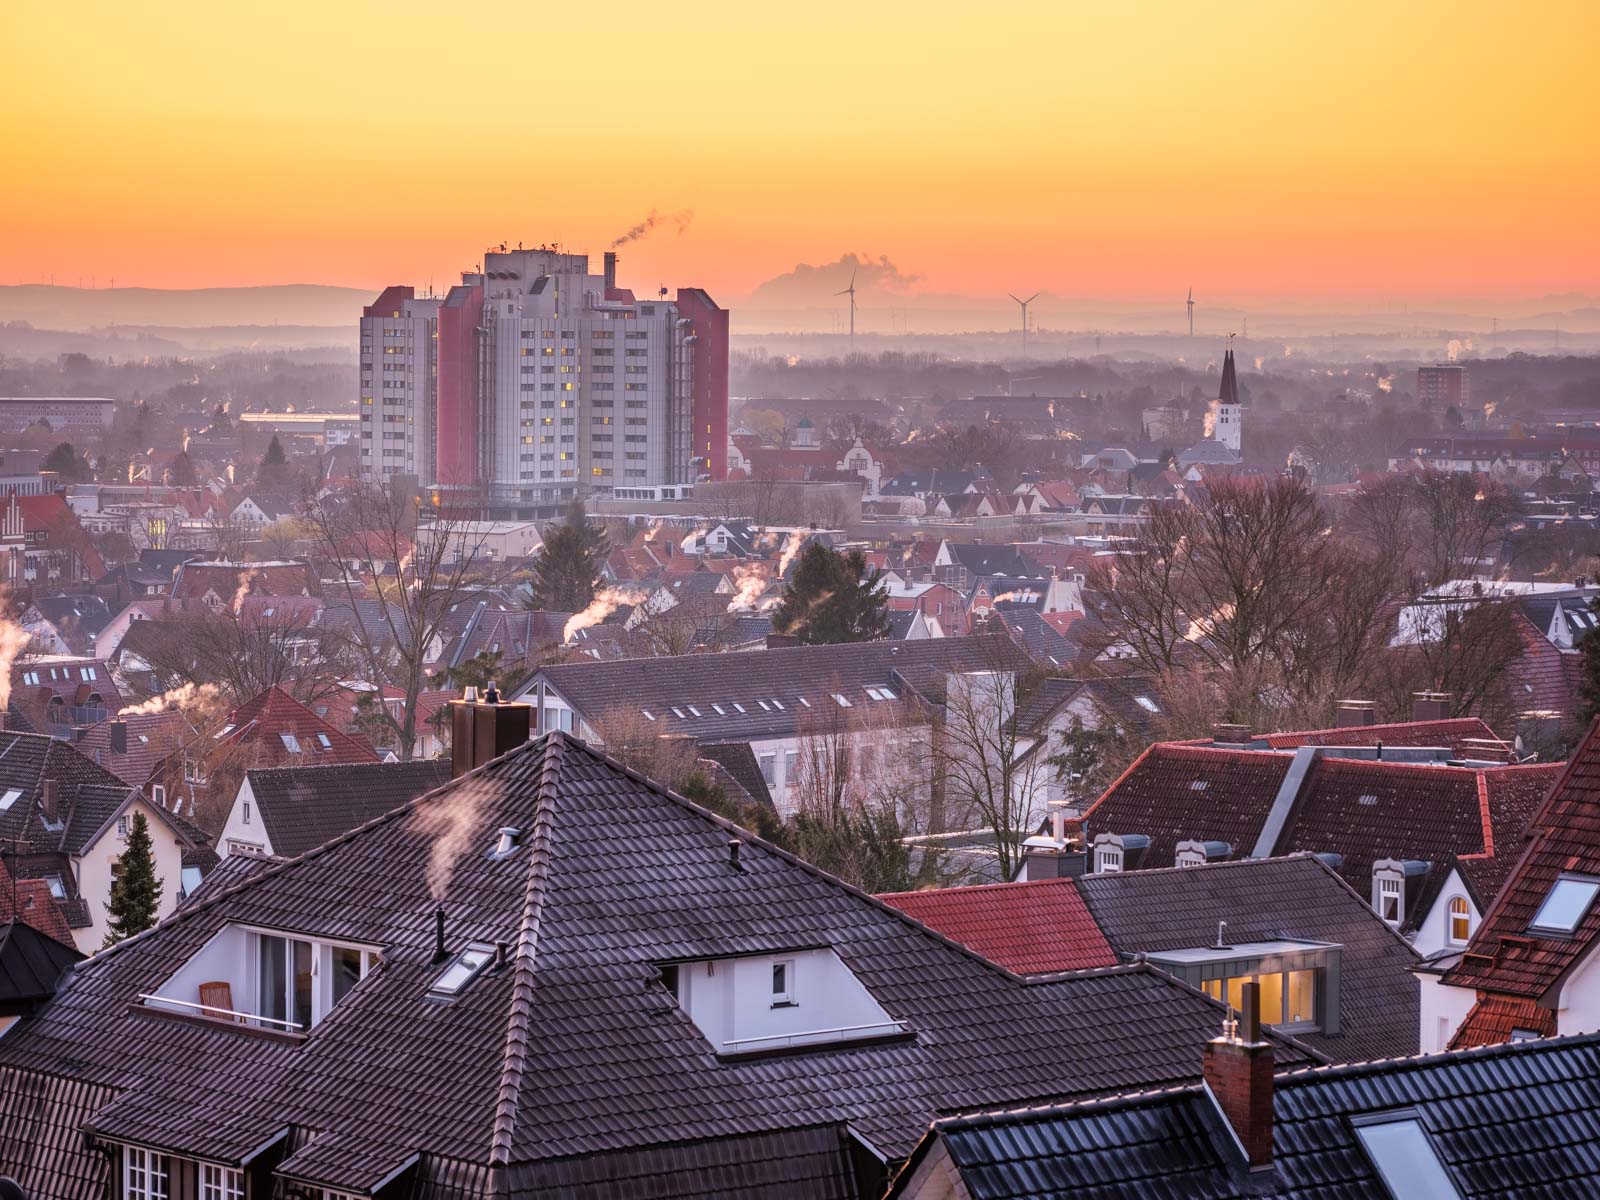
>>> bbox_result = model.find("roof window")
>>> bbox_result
[1529,875,1600,935]
[670,706,687,718]
[642,710,655,721]
[1353,1114,1462,1199]
[317,733,333,749]
[731,702,746,712]
[1189,779,1209,792]
[687,705,702,717]
[833,694,852,708]
[1358,793,1379,806]
[0,789,20,811]
[1134,695,1160,713]
[712,704,726,715]
[281,733,302,753]
[430,943,495,996]
[865,686,898,701]
[797,697,811,708]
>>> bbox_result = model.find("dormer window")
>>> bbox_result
[1096,844,1122,873]
[1377,875,1402,925]
[665,948,905,1057]
[1448,896,1472,944]
[1529,874,1600,935]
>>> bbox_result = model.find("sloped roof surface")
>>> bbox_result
[529,635,1033,740]
[0,733,1314,1195]
[878,880,1118,976]
[1076,855,1420,1062]
[243,759,452,857]
[1081,744,1293,867]
[1444,718,1600,1004]
[215,686,379,766]
[893,1033,1600,1199]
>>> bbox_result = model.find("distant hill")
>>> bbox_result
[0,284,372,330]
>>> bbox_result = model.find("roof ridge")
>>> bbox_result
[542,731,1038,985]
[489,734,564,1168]
[1274,1026,1600,1085]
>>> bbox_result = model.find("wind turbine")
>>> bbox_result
[1186,287,1195,338]
[1008,292,1039,357]
[835,269,858,353]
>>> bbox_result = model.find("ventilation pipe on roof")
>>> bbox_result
[433,905,448,964]
[727,839,743,872]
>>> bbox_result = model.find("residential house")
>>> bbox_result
[10,655,123,738]
[215,759,451,859]
[888,1031,1600,1199]
[884,852,1422,1063]
[0,491,105,585]
[1428,717,1600,1053]
[169,558,318,612]
[1072,725,1564,949]
[514,635,1035,817]
[0,730,205,953]
[0,728,1321,1199]
[149,686,379,826]
[74,712,196,796]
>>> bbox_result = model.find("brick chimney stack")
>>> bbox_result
[449,688,532,779]
[1412,691,1453,721]
[110,720,128,756]
[1335,700,1377,728]
[1202,981,1275,1176]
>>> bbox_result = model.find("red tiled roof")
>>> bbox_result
[1506,609,1580,714]
[877,879,1118,975]
[1260,717,1504,753]
[1449,993,1557,1049]
[1080,744,1293,868]
[214,686,379,766]
[0,859,74,945]
[1444,717,1600,1000]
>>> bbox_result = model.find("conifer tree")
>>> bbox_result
[103,811,163,947]
[770,542,891,645]
[527,500,609,612]
[258,435,289,485]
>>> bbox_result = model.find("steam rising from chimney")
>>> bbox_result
[231,567,261,615]
[414,787,488,903]
[563,586,646,642]
[611,209,694,248]
[726,562,769,612]
[119,681,224,720]
[0,601,29,714]
[776,532,805,577]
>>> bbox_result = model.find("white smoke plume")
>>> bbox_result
[413,787,488,903]
[726,563,769,612]
[776,532,806,577]
[119,681,224,721]
[1254,356,1266,371]
[1446,339,1463,362]
[563,587,646,642]
[612,209,694,248]
[0,606,29,714]
[231,567,261,615]
[1203,408,1218,438]
[1377,374,1396,393]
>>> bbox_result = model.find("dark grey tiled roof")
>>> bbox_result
[524,635,1034,741]
[891,1032,1600,1199]
[243,759,451,858]
[0,732,1315,1196]
[1076,855,1421,1063]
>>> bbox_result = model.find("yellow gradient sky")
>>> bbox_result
[3,0,1597,303]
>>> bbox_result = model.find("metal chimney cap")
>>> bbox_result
[462,686,480,703]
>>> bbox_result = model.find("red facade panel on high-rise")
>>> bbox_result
[674,287,729,480]
[436,283,484,486]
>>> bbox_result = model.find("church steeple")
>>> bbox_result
[1218,347,1239,406]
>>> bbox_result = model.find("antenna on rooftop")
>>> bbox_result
[1187,287,1195,338]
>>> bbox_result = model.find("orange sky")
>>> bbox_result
[3,0,1597,305]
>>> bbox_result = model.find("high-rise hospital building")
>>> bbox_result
[359,246,728,515]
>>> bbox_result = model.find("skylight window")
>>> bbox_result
[1354,1115,1462,1199]
[281,733,302,753]
[1189,779,1209,792]
[670,707,687,718]
[642,710,655,721]
[797,697,811,708]
[771,699,785,710]
[686,705,702,717]
[0,789,20,811]
[1529,875,1600,934]
[712,704,726,715]
[757,700,771,711]
[317,733,332,749]
[833,694,852,708]
[732,702,746,712]
[864,686,898,701]
[430,943,495,996]
[1358,793,1379,806]
[1135,696,1160,713]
